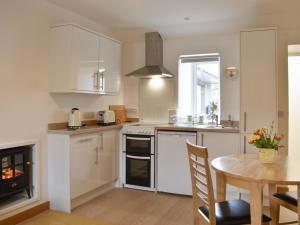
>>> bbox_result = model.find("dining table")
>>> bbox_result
[211,154,300,225]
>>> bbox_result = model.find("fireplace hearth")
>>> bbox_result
[0,146,31,200]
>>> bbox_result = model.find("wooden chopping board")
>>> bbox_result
[109,105,127,124]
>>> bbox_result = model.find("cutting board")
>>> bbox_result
[109,105,127,124]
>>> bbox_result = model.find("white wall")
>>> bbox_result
[122,28,300,151]
[277,29,300,151]
[123,33,240,122]
[288,55,300,157]
[0,0,122,218]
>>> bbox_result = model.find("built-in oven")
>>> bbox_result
[123,134,155,190]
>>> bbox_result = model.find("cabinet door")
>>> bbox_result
[99,36,121,94]
[70,134,100,199]
[240,133,259,154]
[72,26,99,93]
[198,132,239,160]
[198,132,240,196]
[99,130,117,186]
[240,29,277,132]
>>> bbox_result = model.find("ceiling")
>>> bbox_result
[47,0,300,41]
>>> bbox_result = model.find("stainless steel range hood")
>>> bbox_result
[126,32,174,78]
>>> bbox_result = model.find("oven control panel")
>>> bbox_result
[122,125,155,136]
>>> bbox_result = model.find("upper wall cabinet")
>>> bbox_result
[49,24,121,95]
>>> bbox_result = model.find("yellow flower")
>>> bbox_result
[250,134,261,141]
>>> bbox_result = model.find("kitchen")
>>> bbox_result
[0,1,299,225]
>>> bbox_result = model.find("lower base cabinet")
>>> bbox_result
[99,130,118,185]
[48,129,119,212]
[70,133,101,199]
[197,132,240,197]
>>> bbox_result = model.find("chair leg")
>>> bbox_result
[276,205,280,225]
[193,210,199,225]
[193,215,199,225]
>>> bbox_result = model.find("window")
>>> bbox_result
[178,53,220,123]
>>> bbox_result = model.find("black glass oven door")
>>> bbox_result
[126,135,152,155]
[126,154,151,187]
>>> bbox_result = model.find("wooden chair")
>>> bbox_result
[186,141,271,225]
[272,190,298,225]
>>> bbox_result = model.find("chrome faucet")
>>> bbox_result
[228,114,233,127]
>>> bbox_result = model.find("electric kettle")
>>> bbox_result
[68,108,82,129]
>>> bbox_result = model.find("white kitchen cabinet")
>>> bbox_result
[198,131,240,197]
[48,128,119,212]
[99,129,118,185]
[99,36,121,94]
[198,132,240,161]
[240,133,259,154]
[240,28,277,153]
[157,131,197,195]
[49,24,121,95]
[70,134,101,199]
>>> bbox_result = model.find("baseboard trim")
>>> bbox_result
[71,181,116,210]
[0,201,49,225]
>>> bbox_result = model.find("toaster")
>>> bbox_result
[96,110,116,125]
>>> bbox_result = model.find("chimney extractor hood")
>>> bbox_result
[126,32,174,78]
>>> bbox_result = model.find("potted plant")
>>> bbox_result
[248,122,283,163]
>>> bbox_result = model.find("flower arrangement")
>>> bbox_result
[248,122,283,150]
[208,101,218,124]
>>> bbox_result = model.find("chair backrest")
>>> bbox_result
[186,141,216,225]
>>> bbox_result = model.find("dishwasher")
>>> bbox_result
[157,131,197,195]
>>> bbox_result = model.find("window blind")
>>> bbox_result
[180,54,220,63]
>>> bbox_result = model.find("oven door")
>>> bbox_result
[125,135,154,155]
[125,154,154,188]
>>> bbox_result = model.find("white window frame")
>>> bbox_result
[178,53,221,120]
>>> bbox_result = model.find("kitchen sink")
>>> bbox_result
[175,123,236,129]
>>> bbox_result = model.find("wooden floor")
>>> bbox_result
[73,188,299,225]
[73,188,194,225]
[21,188,298,225]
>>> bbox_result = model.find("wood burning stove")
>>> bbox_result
[0,146,31,200]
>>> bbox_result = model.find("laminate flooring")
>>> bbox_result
[73,188,298,225]
[21,188,298,225]
[73,188,193,225]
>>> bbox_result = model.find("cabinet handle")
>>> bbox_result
[244,112,247,132]
[201,134,204,146]
[101,134,103,151]
[95,147,99,164]
[93,72,98,89]
[97,72,100,90]
[78,138,93,143]
[243,136,246,154]
[100,72,104,90]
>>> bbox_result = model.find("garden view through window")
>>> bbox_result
[178,53,220,124]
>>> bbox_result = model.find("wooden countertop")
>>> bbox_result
[48,123,239,136]
[48,124,124,135]
[155,124,240,133]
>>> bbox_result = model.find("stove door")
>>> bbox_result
[125,154,153,188]
[125,135,153,155]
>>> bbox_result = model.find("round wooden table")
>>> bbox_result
[211,154,300,225]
